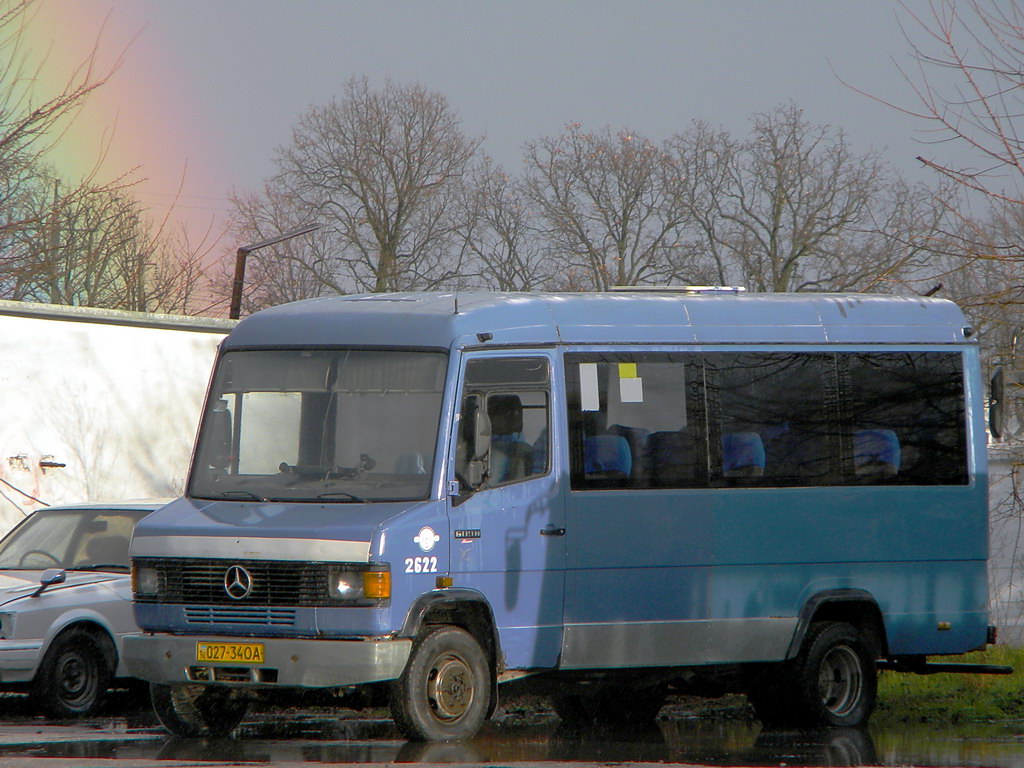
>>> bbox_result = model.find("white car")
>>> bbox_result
[0,501,164,717]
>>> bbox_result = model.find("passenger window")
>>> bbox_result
[843,352,967,485]
[455,357,550,492]
[566,354,706,490]
[706,353,838,487]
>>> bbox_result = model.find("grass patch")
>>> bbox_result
[875,645,1024,723]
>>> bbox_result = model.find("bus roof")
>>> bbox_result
[223,291,974,349]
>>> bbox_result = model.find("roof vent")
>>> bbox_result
[609,285,747,295]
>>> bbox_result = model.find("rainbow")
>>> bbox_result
[24,0,230,246]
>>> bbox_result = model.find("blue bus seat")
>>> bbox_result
[722,432,766,478]
[854,428,900,478]
[584,435,632,479]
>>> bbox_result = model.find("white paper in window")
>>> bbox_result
[580,363,599,411]
[620,376,644,403]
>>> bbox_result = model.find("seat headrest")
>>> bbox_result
[722,432,766,475]
[488,394,523,434]
[85,535,130,566]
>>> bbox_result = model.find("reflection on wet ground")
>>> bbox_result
[0,694,1021,765]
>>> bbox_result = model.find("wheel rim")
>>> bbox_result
[56,651,95,707]
[426,651,475,722]
[817,644,863,717]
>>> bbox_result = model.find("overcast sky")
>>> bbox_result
[36,0,966,250]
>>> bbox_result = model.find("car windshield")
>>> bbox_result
[0,508,148,571]
[189,349,448,503]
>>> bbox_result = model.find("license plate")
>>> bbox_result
[195,641,265,664]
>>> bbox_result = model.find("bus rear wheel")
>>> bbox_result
[750,621,877,728]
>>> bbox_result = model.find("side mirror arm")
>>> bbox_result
[31,568,66,598]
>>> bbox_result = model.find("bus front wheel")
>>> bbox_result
[390,625,491,741]
[150,683,249,737]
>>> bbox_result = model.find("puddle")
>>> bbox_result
[0,694,1020,765]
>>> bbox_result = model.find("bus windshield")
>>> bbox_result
[189,349,447,503]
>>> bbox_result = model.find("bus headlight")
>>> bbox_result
[328,565,390,603]
[132,564,159,598]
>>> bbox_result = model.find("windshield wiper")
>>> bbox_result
[316,491,366,503]
[72,564,129,572]
[215,490,263,501]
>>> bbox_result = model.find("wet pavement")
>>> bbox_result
[0,694,1020,766]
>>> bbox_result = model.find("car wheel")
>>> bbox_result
[150,683,250,738]
[389,625,491,741]
[30,627,113,718]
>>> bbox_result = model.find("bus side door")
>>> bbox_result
[447,352,566,670]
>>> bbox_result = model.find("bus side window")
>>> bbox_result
[706,352,838,487]
[566,354,705,490]
[843,352,967,485]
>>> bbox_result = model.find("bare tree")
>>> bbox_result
[865,1,1024,343]
[456,157,553,291]
[524,123,692,291]
[4,177,146,306]
[0,0,124,239]
[231,77,481,306]
[665,104,907,292]
[878,0,1024,204]
[3,173,214,313]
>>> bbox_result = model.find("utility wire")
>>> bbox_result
[0,477,48,509]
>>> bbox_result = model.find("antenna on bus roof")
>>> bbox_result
[609,285,747,295]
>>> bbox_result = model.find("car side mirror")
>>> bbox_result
[31,568,66,598]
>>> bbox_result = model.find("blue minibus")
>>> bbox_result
[124,290,1000,740]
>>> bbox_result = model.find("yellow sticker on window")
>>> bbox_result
[618,363,637,379]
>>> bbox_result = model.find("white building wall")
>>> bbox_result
[0,302,232,533]
[989,441,1024,645]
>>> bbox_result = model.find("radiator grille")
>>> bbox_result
[184,606,296,626]
[136,558,351,606]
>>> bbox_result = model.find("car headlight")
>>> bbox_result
[131,564,159,599]
[327,565,390,603]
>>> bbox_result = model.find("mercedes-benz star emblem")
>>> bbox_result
[224,565,253,600]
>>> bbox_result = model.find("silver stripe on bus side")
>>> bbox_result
[559,617,798,669]
[131,535,371,563]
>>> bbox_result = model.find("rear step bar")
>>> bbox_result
[877,660,1012,675]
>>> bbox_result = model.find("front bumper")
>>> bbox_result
[123,632,412,689]
[0,640,43,683]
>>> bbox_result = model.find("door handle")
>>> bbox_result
[540,525,566,536]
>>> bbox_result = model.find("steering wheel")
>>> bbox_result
[19,549,60,568]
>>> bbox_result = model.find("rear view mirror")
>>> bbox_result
[462,395,491,489]
[991,367,1006,440]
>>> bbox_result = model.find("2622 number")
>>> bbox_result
[405,556,438,573]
